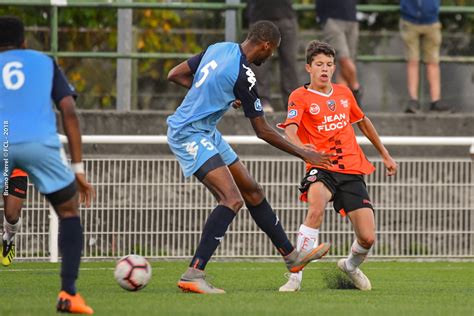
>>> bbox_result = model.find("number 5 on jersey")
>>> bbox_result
[195,60,217,88]
[2,61,25,90]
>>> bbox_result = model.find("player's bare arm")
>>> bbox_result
[284,124,317,151]
[250,116,332,168]
[58,96,95,206]
[357,116,398,176]
[167,60,194,89]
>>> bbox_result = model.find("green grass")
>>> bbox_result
[0,261,473,315]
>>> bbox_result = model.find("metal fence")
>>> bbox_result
[9,156,474,261]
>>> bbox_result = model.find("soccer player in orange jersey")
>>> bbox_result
[1,169,27,266]
[278,40,397,291]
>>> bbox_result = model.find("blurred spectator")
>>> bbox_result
[316,0,362,105]
[247,0,299,112]
[400,0,451,113]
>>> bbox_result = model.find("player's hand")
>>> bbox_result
[302,143,317,151]
[75,173,96,207]
[383,156,398,176]
[301,148,333,168]
[232,99,242,109]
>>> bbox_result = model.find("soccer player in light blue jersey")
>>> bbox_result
[0,16,94,314]
[167,21,334,294]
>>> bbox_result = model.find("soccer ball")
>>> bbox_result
[114,254,152,291]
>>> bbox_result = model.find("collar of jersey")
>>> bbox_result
[306,85,333,98]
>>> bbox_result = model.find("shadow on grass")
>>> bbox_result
[322,269,357,290]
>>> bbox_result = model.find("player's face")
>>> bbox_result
[305,54,335,88]
[253,40,279,66]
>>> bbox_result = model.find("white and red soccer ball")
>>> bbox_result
[114,254,152,291]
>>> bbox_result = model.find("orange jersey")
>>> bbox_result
[279,84,375,175]
[11,169,28,178]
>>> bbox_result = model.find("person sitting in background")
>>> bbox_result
[400,0,452,113]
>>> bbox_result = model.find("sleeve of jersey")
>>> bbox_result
[233,62,264,118]
[277,93,305,129]
[51,60,77,106]
[187,50,206,74]
[349,91,365,123]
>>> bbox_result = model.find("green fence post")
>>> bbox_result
[50,5,58,61]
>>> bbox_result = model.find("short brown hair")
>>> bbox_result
[305,40,335,64]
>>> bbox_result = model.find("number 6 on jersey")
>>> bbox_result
[2,61,25,90]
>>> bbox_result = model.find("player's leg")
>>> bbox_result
[280,168,333,291]
[337,207,374,291]
[334,176,374,291]
[228,161,330,274]
[12,143,93,313]
[1,174,27,266]
[169,132,243,293]
[178,158,243,294]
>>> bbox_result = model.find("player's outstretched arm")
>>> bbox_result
[357,116,398,176]
[58,96,95,206]
[167,60,194,89]
[250,116,333,168]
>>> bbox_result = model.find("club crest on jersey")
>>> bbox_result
[242,64,256,90]
[288,109,298,119]
[254,98,263,111]
[341,99,349,108]
[327,99,336,111]
[309,103,320,115]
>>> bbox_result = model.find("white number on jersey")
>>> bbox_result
[2,61,25,90]
[195,60,218,88]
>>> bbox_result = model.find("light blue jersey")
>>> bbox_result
[167,42,264,177]
[0,49,76,194]
[0,49,75,146]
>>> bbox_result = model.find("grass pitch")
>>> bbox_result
[0,261,472,315]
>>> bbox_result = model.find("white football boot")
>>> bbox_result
[337,259,372,291]
[279,273,301,292]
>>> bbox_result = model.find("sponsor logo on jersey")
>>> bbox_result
[307,175,317,182]
[309,103,320,115]
[341,99,349,108]
[327,99,336,111]
[318,113,348,132]
[254,98,263,111]
[288,109,298,119]
[242,64,256,90]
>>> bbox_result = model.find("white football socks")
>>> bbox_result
[346,239,370,271]
[294,224,320,281]
[3,216,20,243]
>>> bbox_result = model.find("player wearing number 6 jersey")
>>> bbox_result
[167,21,333,294]
[0,16,95,313]
[278,40,398,292]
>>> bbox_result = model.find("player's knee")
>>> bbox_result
[243,183,265,206]
[359,235,375,249]
[222,195,244,212]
